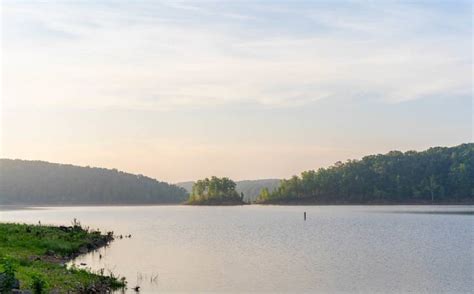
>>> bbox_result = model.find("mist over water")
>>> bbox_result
[1,205,472,293]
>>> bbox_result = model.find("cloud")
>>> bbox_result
[2,1,471,111]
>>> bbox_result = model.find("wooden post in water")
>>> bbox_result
[304,211,306,221]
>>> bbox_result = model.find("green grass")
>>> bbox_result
[0,222,126,293]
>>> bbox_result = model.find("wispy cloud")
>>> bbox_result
[2,0,471,111]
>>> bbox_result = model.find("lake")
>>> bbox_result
[0,205,472,293]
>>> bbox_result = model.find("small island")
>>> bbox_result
[0,221,125,293]
[185,176,247,205]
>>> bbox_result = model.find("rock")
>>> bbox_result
[12,290,31,294]
[0,272,20,291]
[78,246,88,254]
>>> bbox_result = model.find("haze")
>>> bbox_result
[1,1,472,182]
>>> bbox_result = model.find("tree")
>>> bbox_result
[0,159,188,205]
[188,177,242,204]
[258,187,270,202]
[258,143,473,204]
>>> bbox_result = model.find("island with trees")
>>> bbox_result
[186,176,247,205]
[257,143,473,204]
[177,179,280,203]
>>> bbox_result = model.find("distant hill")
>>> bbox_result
[0,159,187,205]
[177,179,280,202]
[176,181,194,194]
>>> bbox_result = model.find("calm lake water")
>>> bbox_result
[1,205,473,293]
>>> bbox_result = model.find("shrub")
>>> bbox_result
[0,258,16,291]
[31,273,47,294]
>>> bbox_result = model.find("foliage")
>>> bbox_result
[187,176,244,204]
[0,222,125,292]
[0,222,110,258]
[258,143,474,204]
[0,258,16,291]
[233,179,280,202]
[0,159,188,205]
[30,273,47,294]
[177,179,280,202]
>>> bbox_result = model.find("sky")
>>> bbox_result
[0,0,472,182]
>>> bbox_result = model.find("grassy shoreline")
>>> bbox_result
[0,222,126,293]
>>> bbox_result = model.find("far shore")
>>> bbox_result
[1,201,473,211]
[0,205,42,211]
[0,203,183,210]
[255,199,474,206]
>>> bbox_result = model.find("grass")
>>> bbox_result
[0,221,126,293]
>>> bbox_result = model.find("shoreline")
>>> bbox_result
[2,202,473,210]
[0,222,126,292]
[184,200,249,206]
[254,200,474,206]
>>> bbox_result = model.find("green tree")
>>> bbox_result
[258,187,270,202]
[258,143,473,204]
[188,177,242,204]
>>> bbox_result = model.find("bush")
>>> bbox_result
[0,258,17,291]
[31,273,47,294]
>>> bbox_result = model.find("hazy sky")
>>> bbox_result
[1,1,472,182]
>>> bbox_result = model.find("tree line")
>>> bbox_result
[0,159,187,205]
[257,143,473,204]
[1,143,471,206]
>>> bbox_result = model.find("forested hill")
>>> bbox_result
[0,159,188,205]
[258,143,474,204]
[177,179,280,202]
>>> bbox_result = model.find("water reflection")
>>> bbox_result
[0,205,472,293]
[385,210,474,215]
